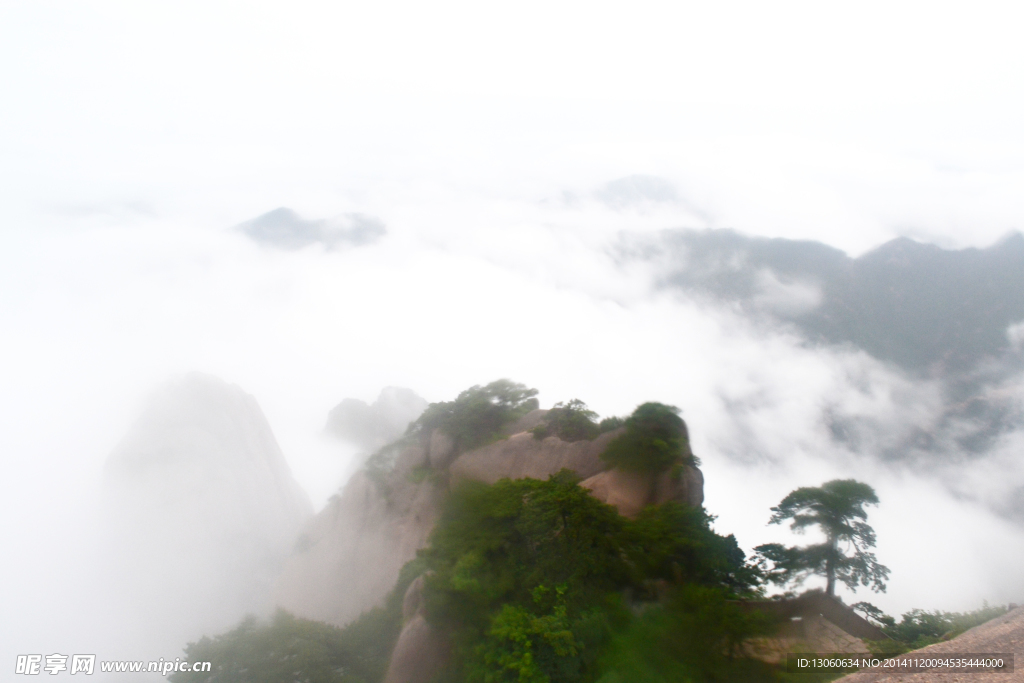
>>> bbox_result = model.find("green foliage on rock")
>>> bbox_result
[169,611,367,683]
[531,399,601,442]
[629,502,762,593]
[419,473,764,683]
[599,403,693,473]
[411,379,539,453]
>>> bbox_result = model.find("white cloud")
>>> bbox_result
[751,269,823,317]
[1008,321,1024,350]
[3,0,1024,659]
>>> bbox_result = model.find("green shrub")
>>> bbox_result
[594,585,776,683]
[598,417,625,433]
[628,503,762,594]
[419,473,762,682]
[531,399,601,442]
[851,600,1009,654]
[410,380,539,453]
[169,612,367,683]
[171,559,426,683]
[600,403,692,473]
[884,604,1008,650]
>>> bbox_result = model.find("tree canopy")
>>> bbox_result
[419,472,762,683]
[410,379,539,453]
[531,399,601,442]
[754,479,889,596]
[169,557,428,683]
[599,403,694,473]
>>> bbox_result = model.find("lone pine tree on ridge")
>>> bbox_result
[755,479,890,597]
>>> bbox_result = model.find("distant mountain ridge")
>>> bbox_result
[651,230,1024,374]
[629,229,1024,523]
[236,207,386,250]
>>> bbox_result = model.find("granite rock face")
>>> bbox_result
[375,416,706,681]
[273,467,441,626]
[579,465,704,518]
[383,576,450,683]
[273,426,453,626]
[449,427,623,485]
[275,410,705,632]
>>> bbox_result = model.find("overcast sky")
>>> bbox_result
[3,0,1024,661]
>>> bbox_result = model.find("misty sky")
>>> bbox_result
[3,1,1024,663]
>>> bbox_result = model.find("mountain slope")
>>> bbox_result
[101,373,312,646]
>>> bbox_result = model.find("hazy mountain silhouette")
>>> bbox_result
[654,230,1024,374]
[325,387,428,453]
[236,207,386,250]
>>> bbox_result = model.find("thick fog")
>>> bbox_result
[3,1,1024,676]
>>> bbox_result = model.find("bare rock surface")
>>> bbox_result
[501,408,550,436]
[278,412,707,632]
[581,464,704,518]
[402,575,427,620]
[838,606,1024,682]
[428,429,455,469]
[273,469,441,626]
[579,468,653,518]
[658,465,705,508]
[383,614,449,683]
[449,427,623,485]
[745,614,871,665]
[383,575,450,683]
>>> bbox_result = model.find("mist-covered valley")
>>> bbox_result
[4,204,1024,679]
[4,2,1024,680]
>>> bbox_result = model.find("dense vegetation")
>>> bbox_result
[170,472,775,683]
[170,559,426,683]
[419,472,769,682]
[531,399,602,442]
[600,402,696,472]
[171,383,1014,683]
[410,379,539,453]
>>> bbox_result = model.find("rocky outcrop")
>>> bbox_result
[273,427,457,626]
[101,373,312,644]
[379,418,706,682]
[745,614,871,665]
[838,605,1024,682]
[428,429,455,469]
[738,592,885,665]
[580,465,704,518]
[449,417,703,519]
[383,576,450,683]
[276,411,705,629]
[449,427,623,485]
[501,408,551,436]
[273,462,441,626]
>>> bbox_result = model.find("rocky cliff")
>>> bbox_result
[273,456,442,626]
[273,407,704,628]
